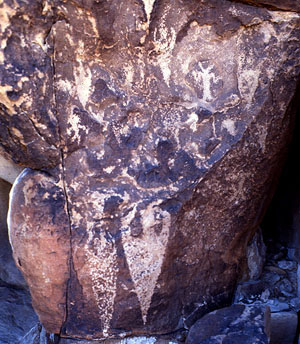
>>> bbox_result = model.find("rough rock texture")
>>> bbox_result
[234,242,300,344]
[270,312,298,344]
[0,285,38,344]
[247,227,266,280]
[1,0,300,340]
[20,323,59,344]
[0,155,23,184]
[20,326,178,344]
[0,178,26,287]
[232,0,300,12]
[185,304,270,344]
[8,169,70,334]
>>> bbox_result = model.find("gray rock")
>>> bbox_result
[247,228,266,280]
[266,299,290,312]
[297,265,300,297]
[264,266,287,276]
[59,337,178,344]
[185,304,270,344]
[270,312,298,344]
[234,280,269,303]
[277,260,297,271]
[0,179,26,288]
[290,297,300,311]
[0,155,23,184]
[262,271,282,285]
[279,278,294,294]
[20,327,179,344]
[0,286,38,344]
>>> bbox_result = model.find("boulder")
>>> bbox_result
[0,155,23,184]
[1,0,300,340]
[0,285,38,344]
[19,323,59,344]
[8,169,71,334]
[185,304,271,344]
[0,178,26,288]
[270,312,298,344]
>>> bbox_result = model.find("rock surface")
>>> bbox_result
[0,285,38,344]
[270,312,298,344]
[0,178,26,288]
[233,0,300,12]
[234,242,300,344]
[247,227,266,280]
[0,155,23,184]
[1,0,300,340]
[8,169,70,334]
[185,304,270,344]
[0,178,37,343]
[20,326,178,344]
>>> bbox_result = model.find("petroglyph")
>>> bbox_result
[85,229,118,337]
[142,0,156,26]
[74,61,92,109]
[187,61,223,103]
[222,119,237,137]
[122,202,171,324]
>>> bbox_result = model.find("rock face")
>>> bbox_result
[0,155,23,184]
[186,304,270,344]
[0,178,26,288]
[1,0,300,340]
[0,285,38,344]
[234,0,300,12]
[270,312,298,344]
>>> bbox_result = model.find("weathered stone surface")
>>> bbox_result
[0,285,38,344]
[0,178,25,287]
[185,304,270,344]
[232,0,300,12]
[1,0,300,340]
[19,323,59,344]
[20,327,179,344]
[8,169,70,333]
[0,155,23,184]
[270,311,298,344]
[247,227,266,280]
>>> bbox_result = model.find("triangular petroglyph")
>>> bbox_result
[85,229,118,337]
[142,0,156,25]
[121,202,170,324]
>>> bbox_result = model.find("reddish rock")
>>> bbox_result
[8,169,70,333]
[1,0,300,340]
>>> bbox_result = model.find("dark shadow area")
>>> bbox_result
[261,86,300,262]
